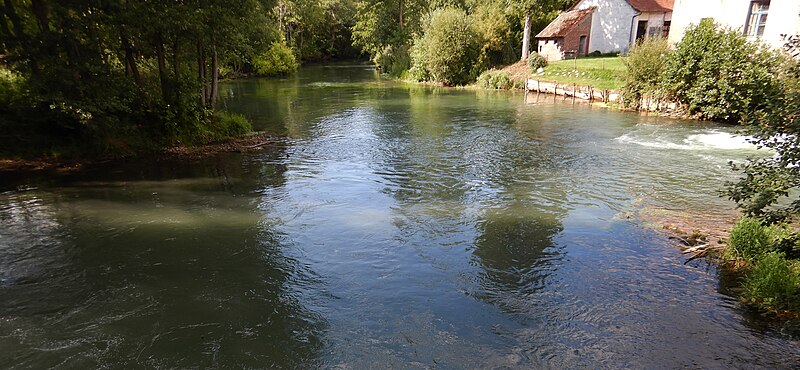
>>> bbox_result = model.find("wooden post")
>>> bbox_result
[572,84,576,105]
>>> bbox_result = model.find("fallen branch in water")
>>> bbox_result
[681,244,709,254]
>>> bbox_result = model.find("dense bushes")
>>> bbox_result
[472,2,517,72]
[253,42,299,76]
[662,19,782,122]
[623,19,783,122]
[724,217,790,262]
[527,52,547,71]
[744,251,799,311]
[476,70,514,89]
[375,44,412,77]
[410,8,480,86]
[724,217,800,312]
[621,37,669,109]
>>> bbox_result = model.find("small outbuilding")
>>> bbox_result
[535,7,595,61]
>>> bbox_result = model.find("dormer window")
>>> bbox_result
[745,1,770,38]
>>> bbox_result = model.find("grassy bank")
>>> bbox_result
[532,56,626,90]
[722,217,800,316]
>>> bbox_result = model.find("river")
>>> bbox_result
[1,64,798,368]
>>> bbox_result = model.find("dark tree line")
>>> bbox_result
[0,0,275,155]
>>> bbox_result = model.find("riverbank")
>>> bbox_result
[0,131,280,173]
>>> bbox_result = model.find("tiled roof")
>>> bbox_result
[535,7,595,38]
[625,0,673,12]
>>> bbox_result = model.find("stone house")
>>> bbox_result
[535,7,595,61]
[667,0,800,50]
[535,0,674,60]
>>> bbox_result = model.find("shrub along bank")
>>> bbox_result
[724,217,800,314]
[617,20,800,316]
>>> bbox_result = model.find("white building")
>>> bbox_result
[668,0,800,49]
[569,0,674,53]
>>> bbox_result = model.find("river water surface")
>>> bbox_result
[2,64,799,368]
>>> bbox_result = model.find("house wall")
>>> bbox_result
[563,12,593,56]
[538,39,564,61]
[668,0,800,49]
[632,11,672,41]
[761,1,800,48]
[536,15,592,62]
[574,0,638,53]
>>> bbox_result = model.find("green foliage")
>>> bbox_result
[0,1,266,158]
[724,217,790,262]
[662,19,782,122]
[621,37,670,109]
[408,40,431,81]
[210,112,254,140]
[472,2,516,70]
[410,8,480,85]
[375,44,411,77]
[253,42,299,76]
[743,251,800,311]
[352,0,428,62]
[279,0,361,61]
[167,111,253,145]
[527,52,547,71]
[476,69,513,89]
[725,39,800,223]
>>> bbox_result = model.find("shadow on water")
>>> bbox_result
[0,149,326,368]
[471,209,564,316]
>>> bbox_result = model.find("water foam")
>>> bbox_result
[616,130,758,151]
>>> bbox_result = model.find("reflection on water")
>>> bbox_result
[0,152,326,367]
[1,64,799,367]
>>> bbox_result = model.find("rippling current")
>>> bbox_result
[1,64,799,368]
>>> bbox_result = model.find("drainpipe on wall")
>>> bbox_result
[628,11,641,53]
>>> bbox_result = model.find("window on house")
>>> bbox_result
[662,21,671,38]
[745,1,770,38]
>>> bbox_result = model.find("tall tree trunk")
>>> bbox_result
[209,47,219,108]
[3,0,24,38]
[278,2,284,38]
[156,34,169,102]
[399,0,404,30]
[29,0,49,34]
[521,13,532,61]
[0,3,12,39]
[121,34,142,86]
[172,38,180,109]
[4,0,40,76]
[172,39,180,79]
[197,42,207,107]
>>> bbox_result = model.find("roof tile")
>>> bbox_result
[535,7,595,38]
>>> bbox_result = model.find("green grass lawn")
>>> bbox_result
[532,56,626,90]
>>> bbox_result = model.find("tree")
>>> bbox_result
[726,46,800,222]
[0,0,276,153]
[410,7,479,85]
[661,19,782,123]
[510,0,571,61]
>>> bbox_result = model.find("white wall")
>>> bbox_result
[574,0,638,53]
[538,40,564,61]
[761,1,800,48]
[668,0,800,49]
